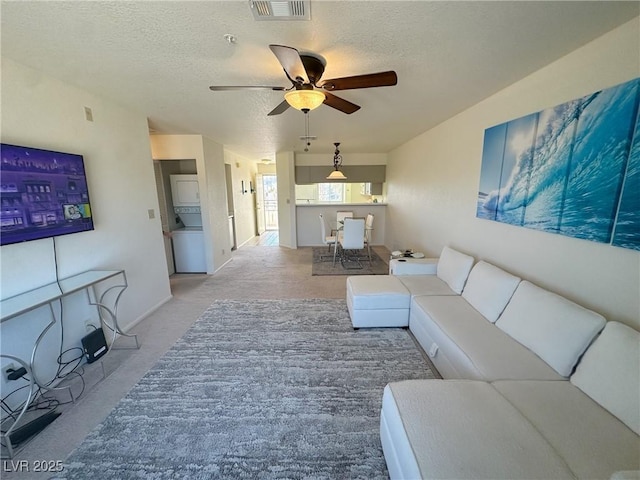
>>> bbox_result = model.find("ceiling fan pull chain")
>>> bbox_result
[304,112,310,152]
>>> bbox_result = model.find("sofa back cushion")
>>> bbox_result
[571,321,640,435]
[496,281,606,378]
[461,261,520,323]
[436,246,474,294]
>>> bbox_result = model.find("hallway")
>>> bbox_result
[245,230,279,246]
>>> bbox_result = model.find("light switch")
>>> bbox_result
[148,209,155,219]
[84,106,93,122]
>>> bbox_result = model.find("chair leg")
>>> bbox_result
[367,242,372,266]
[319,243,334,261]
[332,241,339,266]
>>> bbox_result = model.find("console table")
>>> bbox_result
[0,269,138,457]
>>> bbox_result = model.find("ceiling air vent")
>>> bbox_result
[250,1,310,21]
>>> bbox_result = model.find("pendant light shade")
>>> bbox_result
[326,169,347,180]
[284,89,325,112]
[326,142,347,180]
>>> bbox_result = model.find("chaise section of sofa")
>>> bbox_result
[380,321,640,479]
[381,380,577,480]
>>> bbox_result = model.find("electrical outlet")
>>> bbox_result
[3,363,17,382]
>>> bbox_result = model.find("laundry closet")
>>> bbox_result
[169,174,206,273]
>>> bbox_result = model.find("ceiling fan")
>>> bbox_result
[209,44,397,116]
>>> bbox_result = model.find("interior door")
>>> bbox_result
[255,173,266,235]
[154,162,175,275]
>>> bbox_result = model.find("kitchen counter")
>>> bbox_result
[296,202,387,206]
[296,203,387,247]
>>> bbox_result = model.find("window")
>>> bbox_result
[317,183,345,202]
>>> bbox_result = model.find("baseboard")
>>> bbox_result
[213,257,233,274]
[121,295,173,333]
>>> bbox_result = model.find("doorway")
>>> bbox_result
[256,173,279,232]
[225,164,238,250]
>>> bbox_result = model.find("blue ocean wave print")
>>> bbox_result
[477,77,640,248]
[613,105,640,251]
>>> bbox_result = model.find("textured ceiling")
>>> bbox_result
[1,1,638,160]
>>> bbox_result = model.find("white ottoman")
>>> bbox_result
[347,276,411,328]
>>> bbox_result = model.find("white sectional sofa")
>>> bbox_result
[381,321,640,479]
[344,246,640,479]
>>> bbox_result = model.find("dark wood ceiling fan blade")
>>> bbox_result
[209,85,286,91]
[267,99,291,116]
[319,71,397,91]
[269,44,309,84]
[323,92,360,114]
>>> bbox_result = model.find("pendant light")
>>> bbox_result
[327,142,347,180]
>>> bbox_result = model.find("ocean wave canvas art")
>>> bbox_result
[477,78,640,251]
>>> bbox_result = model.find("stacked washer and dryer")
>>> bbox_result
[170,174,206,273]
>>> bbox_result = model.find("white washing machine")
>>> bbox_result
[172,227,206,273]
[172,206,206,273]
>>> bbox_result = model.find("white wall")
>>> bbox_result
[224,150,258,246]
[0,58,172,393]
[386,18,640,329]
[202,137,232,269]
[276,151,297,248]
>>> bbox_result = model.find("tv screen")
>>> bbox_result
[1,143,94,246]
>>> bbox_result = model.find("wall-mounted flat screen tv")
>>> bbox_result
[1,143,94,246]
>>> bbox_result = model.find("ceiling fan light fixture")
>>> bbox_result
[326,142,347,180]
[284,89,325,112]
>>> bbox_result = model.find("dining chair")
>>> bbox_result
[333,217,365,268]
[363,213,374,265]
[335,211,353,232]
[318,214,336,260]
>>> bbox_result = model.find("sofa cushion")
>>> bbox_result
[382,380,574,479]
[435,246,474,294]
[496,281,606,377]
[411,295,563,381]
[571,321,640,435]
[461,261,520,322]
[396,275,458,298]
[493,380,640,479]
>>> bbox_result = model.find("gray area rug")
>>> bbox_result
[311,248,389,276]
[56,299,436,479]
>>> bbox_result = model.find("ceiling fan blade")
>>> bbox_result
[319,71,397,91]
[267,99,291,116]
[323,92,360,114]
[269,44,309,84]
[209,85,286,91]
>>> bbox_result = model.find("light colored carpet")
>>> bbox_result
[56,299,435,479]
[311,248,389,276]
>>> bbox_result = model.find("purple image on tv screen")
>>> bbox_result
[1,143,95,246]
